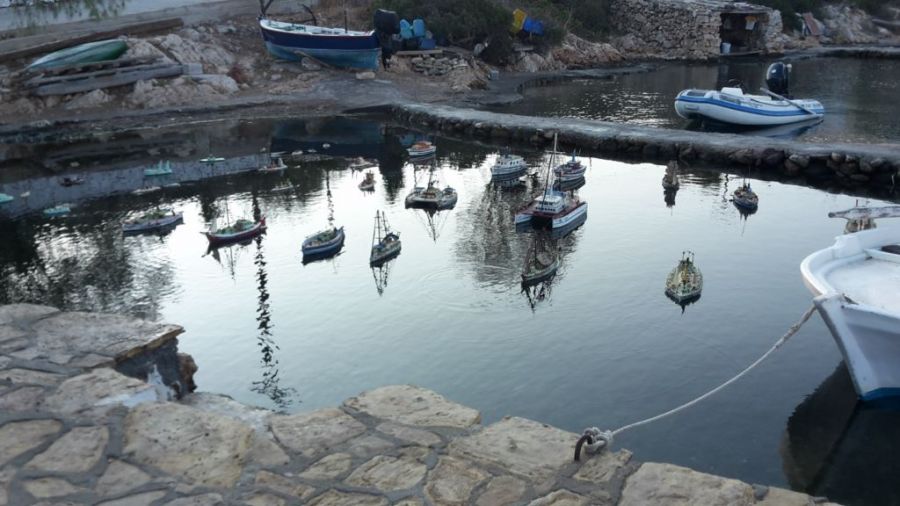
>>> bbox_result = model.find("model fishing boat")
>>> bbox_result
[359,171,376,191]
[491,150,528,180]
[733,180,759,210]
[407,141,436,160]
[43,204,71,217]
[801,206,900,401]
[553,153,587,182]
[259,18,380,69]
[405,166,457,209]
[349,157,376,170]
[258,155,287,174]
[204,217,266,246]
[123,209,183,234]
[144,161,173,177]
[27,39,127,71]
[302,226,345,259]
[59,176,85,187]
[521,235,559,286]
[370,211,401,266]
[675,62,824,127]
[662,161,680,190]
[665,251,703,303]
[516,134,587,230]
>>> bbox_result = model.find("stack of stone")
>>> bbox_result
[409,55,467,77]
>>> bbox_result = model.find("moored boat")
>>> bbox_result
[59,176,85,187]
[553,153,587,182]
[144,161,173,177]
[733,180,759,210]
[132,186,161,196]
[801,206,900,401]
[258,155,287,174]
[665,251,703,303]
[407,141,436,160]
[491,151,528,180]
[515,191,587,229]
[123,209,183,234]
[405,181,457,209]
[204,217,266,246]
[43,204,71,217]
[200,155,226,164]
[302,226,345,260]
[259,18,380,70]
[370,211,401,266]
[28,39,127,71]
[359,171,376,191]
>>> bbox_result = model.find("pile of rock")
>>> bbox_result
[409,54,466,77]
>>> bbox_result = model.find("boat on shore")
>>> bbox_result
[733,180,759,210]
[259,18,380,70]
[204,217,266,246]
[801,206,900,401]
[665,251,703,304]
[553,153,587,182]
[123,209,183,235]
[144,161,173,177]
[491,151,528,180]
[302,226,345,261]
[28,39,127,71]
[359,171,376,191]
[370,211,401,266]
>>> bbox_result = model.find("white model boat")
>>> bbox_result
[516,133,587,230]
[665,251,703,303]
[407,141,436,159]
[553,154,587,182]
[801,206,900,401]
[258,155,287,174]
[491,151,528,180]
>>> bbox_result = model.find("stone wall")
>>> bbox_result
[610,0,783,59]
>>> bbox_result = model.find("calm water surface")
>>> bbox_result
[498,58,900,144]
[1,117,899,505]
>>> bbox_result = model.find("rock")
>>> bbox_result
[97,490,167,506]
[65,89,111,110]
[355,71,376,80]
[757,487,839,505]
[0,419,61,466]
[475,475,527,506]
[243,492,285,506]
[345,455,427,492]
[270,408,365,458]
[572,449,632,484]
[0,367,62,386]
[449,417,572,486]
[788,154,810,168]
[0,325,26,343]
[376,422,442,447]
[299,453,353,480]
[752,484,769,501]
[254,470,314,500]
[164,494,224,506]
[123,402,252,488]
[124,38,171,62]
[424,456,490,505]
[527,490,589,505]
[308,490,388,506]
[619,463,754,506]
[158,33,234,69]
[45,368,161,415]
[346,434,394,457]
[194,74,239,94]
[0,386,46,412]
[301,59,322,71]
[0,467,11,506]
[344,385,480,429]
[95,459,152,498]
[270,73,282,81]
[23,477,86,499]
[783,159,802,176]
[26,426,109,473]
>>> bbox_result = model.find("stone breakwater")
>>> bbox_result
[389,103,900,192]
[0,304,839,505]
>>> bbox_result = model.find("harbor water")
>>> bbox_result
[1,116,899,505]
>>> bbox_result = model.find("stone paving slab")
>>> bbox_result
[0,305,843,506]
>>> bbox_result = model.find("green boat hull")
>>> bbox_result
[28,39,128,70]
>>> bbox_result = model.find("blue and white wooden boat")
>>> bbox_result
[259,18,379,70]
[302,226,345,260]
[675,87,824,127]
[801,206,900,401]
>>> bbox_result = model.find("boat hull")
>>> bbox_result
[205,219,266,246]
[521,258,559,286]
[260,20,379,69]
[675,90,825,126]
[28,39,127,70]
[302,228,345,259]
[123,213,183,234]
[370,242,401,266]
[517,202,588,229]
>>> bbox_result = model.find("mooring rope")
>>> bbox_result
[575,304,818,461]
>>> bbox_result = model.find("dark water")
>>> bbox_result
[2,117,899,505]
[498,58,900,144]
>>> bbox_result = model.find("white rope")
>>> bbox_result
[578,304,818,457]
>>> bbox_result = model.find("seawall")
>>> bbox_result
[0,304,839,505]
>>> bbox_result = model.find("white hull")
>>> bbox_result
[801,226,900,401]
[675,87,824,127]
[516,202,587,229]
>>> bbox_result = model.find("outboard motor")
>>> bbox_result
[765,61,791,97]
[374,9,400,35]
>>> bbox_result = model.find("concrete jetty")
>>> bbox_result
[388,103,900,192]
[0,304,839,505]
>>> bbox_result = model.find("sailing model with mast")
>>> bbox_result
[370,210,401,266]
[204,200,266,247]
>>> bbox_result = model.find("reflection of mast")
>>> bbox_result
[414,209,449,242]
[325,170,334,227]
[371,261,393,296]
[522,280,552,312]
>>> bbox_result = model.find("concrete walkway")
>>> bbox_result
[0,304,839,505]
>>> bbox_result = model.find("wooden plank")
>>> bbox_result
[24,62,176,88]
[0,18,183,65]
[395,49,443,57]
[33,64,184,96]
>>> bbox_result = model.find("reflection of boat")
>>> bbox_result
[302,226,345,260]
[662,161,680,190]
[691,116,824,139]
[491,151,528,180]
[259,18,380,70]
[59,176,85,187]
[43,204,71,216]
[732,180,759,210]
[0,193,13,204]
[407,141,436,160]
[359,171,376,191]
[801,207,900,401]
[200,156,226,164]
[144,161,173,177]
[28,39,127,70]
[205,217,266,246]
[370,211,401,266]
[522,235,558,286]
[349,157,376,170]
[552,176,585,193]
[553,153,587,182]
[781,363,900,506]
[665,251,703,304]
[258,155,287,174]
[271,183,294,193]
[132,186,161,196]
[123,209,183,234]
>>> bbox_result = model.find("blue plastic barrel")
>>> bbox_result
[399,19,412,39]
[412,18,426,38]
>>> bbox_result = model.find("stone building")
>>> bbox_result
[610,0,784,59]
